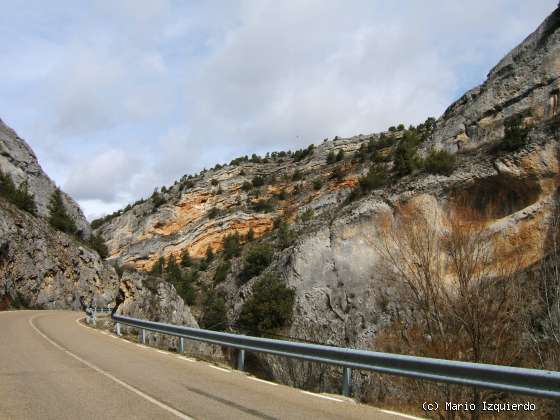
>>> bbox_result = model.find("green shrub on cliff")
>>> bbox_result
[48,188,78,236]
[239,243,273,284]
[0,170,37,215]
[238,273,295,335]
[423,149,456,176]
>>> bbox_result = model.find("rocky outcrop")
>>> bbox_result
[0,200,118,309]
[0,119,90,236]
[427,7,560,152]
[115,270,218,358]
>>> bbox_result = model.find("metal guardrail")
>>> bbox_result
[112,313,560,399]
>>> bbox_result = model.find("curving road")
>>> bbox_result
[0,310,416,420]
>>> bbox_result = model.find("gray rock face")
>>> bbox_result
[0,200,118,309]
[427,7,560,152]
[116,270,218,358]
[0,119,90,236]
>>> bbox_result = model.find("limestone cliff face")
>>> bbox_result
[0,200,118,309]
[97,7,560,396]
[0,119,90,236]
[427,7,560,152]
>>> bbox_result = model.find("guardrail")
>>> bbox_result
[112,313,560,399]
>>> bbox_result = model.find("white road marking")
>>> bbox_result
[176,356,195,362]
[156,350,168,355]
[248,377,278,386]
[29,315,193,420]
[378,409,426,420]
[208,365,231,373]
[300,391,343,402]
[136,344,148,349]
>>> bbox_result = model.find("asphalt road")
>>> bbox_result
[0,310,418,420]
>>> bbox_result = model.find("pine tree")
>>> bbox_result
[48,188,77,235]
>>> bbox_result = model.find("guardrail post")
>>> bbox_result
[141,329,146,344]
[237,349,245,371]
[116,322,121,336]
[342,367,352,397]
[179,337,185,353]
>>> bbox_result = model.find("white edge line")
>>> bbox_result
[208,365,231,373]
[248,377,278,386]
[156,350,168,355]
[378,409,426,420]
[300,390,343,402]
[176,356,196,362]
[29,315,193,420]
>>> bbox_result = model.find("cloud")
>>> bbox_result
[64,148,143,202]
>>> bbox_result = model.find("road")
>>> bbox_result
[0,310,417,420]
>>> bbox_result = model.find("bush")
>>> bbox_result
[239,243,274,284]
[180,249,192,267]
[200,291,228,330]
[423,149,456,176]
[312,179,323,191]
[251,199,274,213]
[223,233,242,259]
[252,176,265,187]
[276,219,294,249]
[291,170,303,181]
[336,149,345,162]
[150,256,165,275]
[241,181,253,192]
[359,164,388,191]
[48,188,78,236]
[211,179,219,186]
[326,150,336,164]
[88,233,109,258]
[207,207,221,219]
[496,115,530,152]
[213,260,231,284]
[300,208,314,222]
[238,273,295,335]
[0,171,37,215]
[393,135,419,176]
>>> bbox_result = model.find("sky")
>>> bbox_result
[0,1,556,220]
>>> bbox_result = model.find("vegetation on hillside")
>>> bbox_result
[0,170,36,215]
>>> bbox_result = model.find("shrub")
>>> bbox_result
[300,208,314,222]
[88,233,109,258]
[330,167,345,180]
[238,273,295,335]
[496,115,530,152]
[200,291,228,331]
[326,150,336,164]
[246,227,255,241]
[293,144,315,162]
[150,256,165,275]
[151,190,166,208]
[213,260,231,285]
[180,249,192,267]
[205,246,215,263]
[207,207,221,219]
[423,149,456,176]
[276,219,294,249]
[388,126,397,132]
[251,199,274,213]
[393,135,419,176]
[312,179,323,191]
[359,164,388,191]
[241,181,253,192]
[223,233,242,259]
[274,188,288,200]
[397,124,405,131]
[239,243,274,284]
[48,188,78,236]
[211,179,219,186]
[336,149,345,162]
[252,176,265,187]
[0,171,37,215]
[291,170,303,181]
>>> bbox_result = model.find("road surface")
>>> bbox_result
[0,310,418,420]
